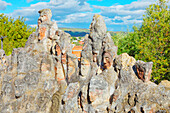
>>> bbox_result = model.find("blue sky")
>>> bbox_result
[0,0,169,31]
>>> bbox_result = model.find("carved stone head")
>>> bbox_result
[38,9,52,24]
[135,60,153,82]
[136,65,145,82]
[103,52,113,69]
[102,34,117,69]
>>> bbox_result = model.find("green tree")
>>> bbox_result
[112,29,141,56]
[112,0,169,83]
[135,0,169,82]
[0,14,36,55]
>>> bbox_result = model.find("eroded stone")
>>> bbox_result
[0,9,169,113]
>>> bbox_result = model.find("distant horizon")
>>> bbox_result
[30,24,137,32]
[1,0,170,31]
[59,27,128,32]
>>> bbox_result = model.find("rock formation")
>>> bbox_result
[0,9,169,113]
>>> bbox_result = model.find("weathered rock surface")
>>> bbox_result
[0,9,169,113]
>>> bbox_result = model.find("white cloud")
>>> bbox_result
[29,24,37,28]
[104,15,142,25]
[0,0,11,10]
[5,0,170,31]
[94,0,170,17]
[93,0,167,28]
[8,0,92,26]
[57,12,94,23]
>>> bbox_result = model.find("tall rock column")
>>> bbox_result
[79,14,118,112]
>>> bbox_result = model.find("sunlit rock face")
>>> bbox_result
[0,9,169,113]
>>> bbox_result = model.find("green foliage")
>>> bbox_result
[112,31,140,56]
[113,0,169,83]
[0,14,36,55]
[136,0,170,82]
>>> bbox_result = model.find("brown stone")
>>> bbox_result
[56,43,61,56]
[67,58,76,82]
[61,53,67,64]
[80,58,90,77]
[136,65,145,82]
[103,52,113,69]
[135,60,153,82]
[38,26,46,41]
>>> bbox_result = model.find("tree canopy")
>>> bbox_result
[0,14,36,55]
[136,0,169,82]
[113,0,170,83]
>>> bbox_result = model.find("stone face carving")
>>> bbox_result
[135,60,153,82]
[103,52,113,69]
[0,9,169,113]
[50,90,61,113]
[102,33,117,70]
[37,8,58,53]
[38,9,52,25]
[78,13,119,112]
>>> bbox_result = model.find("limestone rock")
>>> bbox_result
[159,80,170,87]
[25,32,37,47]
[89,14,107,40]
[115,53,136,70]
[0,9,169,113]
[0,49,6,69]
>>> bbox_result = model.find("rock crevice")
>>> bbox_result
[0,9,169,113]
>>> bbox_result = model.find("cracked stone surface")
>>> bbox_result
[0,9,169,113]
